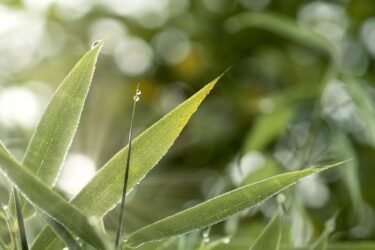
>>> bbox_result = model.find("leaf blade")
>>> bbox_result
[40,212,82,250]
[125,161,346,248]
[0,143,105,249]
[249,208,281,250]
[15,41,104,218]
[31,76,221,249]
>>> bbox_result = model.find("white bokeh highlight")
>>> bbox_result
[114,36,153,76]
[0,86,41,128]
[228,151,265,185]
[57,154,97,198]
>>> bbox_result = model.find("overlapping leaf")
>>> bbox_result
[12,40,104,218]
[0,143,105,249]
[124,161,346,248]
[31,76,221,249]
[249,207,282,250]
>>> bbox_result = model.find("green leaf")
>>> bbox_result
[249,208,282,250]
[0,197,17,249]
[12,40,104,219]
[1,142,28,249]
[0,143,105,249]
[243,107,293,152]
[124,161,347,248]
[30,76,221,250]
[40,212,82,250]
[225,12,337,60]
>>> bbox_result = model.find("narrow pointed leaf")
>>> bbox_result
[249,208,281,250]
[12,41,104,219]
[1,142,28,249]
[125,161,346,248]
[243,107,293,152]
[40,212,82,250]
[0,143,105,249]
[31,76,221,250]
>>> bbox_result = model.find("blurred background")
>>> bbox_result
[1,0,375,249]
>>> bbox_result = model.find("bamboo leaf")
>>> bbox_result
[124,161,347,248]
[40,212,82,250]
[0,143,105,249]
[243,107,293,152]
[249,208,282,250]
[1,142,28,250]
[225,12,337,60]
[12,40,104,219]
[31,76,221,250]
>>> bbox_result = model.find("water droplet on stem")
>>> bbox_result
[133,85,141,102]
[91,40,100,49]
[203,230,209,238]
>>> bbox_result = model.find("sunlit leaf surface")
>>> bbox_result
[31,75,221,250]
[10,41,104,219]
[124,162,345,248]
[0,143,105,249]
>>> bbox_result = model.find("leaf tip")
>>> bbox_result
[311,158,352,174]
[205,68,229,92]
[91,34,110,51]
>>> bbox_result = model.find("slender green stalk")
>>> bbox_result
[13,189,28,250]
[115,84,141,249]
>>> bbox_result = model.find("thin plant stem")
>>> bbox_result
[115,84,140,249]
[13,189,28,250]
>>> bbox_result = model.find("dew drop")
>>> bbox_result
[88,216,99,225]
[203,230,209,238]
[91,40,101,49]
[222,237,231,244]
[2,205,8,210]
[203,237,210,243]
[136,90,141,96]
[133,95,140,102]
[277,193,286,204]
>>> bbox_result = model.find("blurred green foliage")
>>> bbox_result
[1,0,375,249]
